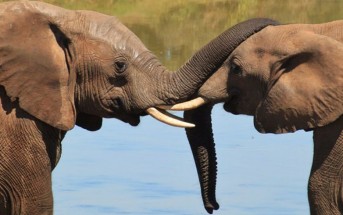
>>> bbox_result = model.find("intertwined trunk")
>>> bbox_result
[179,18,279,213]
[161,18,279,104]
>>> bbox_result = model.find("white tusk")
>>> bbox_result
[157,97,207,111]
[146,107,195,128]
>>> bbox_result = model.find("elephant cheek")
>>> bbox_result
[198,66,230,103]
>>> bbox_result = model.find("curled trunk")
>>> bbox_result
[145,18,279,128]
[162,18,279,104]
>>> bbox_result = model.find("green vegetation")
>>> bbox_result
[2,0,343,69]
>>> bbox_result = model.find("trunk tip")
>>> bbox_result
[205,207,213,214]
[205,202,219,214]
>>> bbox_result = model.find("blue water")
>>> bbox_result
[52,105,312,215]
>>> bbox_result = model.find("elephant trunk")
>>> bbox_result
[178,19,280,214]
[161,18,279,104]
[147,18,278,127]
[184,104,218,214]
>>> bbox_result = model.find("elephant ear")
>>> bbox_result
[255,31,343,133]
[0,13,75,130]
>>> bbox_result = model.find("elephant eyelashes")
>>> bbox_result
[114,61,127,73]
[230,63,242,75]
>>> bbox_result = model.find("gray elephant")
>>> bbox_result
[164,20,342,214]
[0,1,278,215]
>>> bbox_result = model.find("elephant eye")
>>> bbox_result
[114,60,127,73]
[230,63,242,75]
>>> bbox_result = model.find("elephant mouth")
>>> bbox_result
[124,114,141,126]
[223,98,239,114]
[223,89,240,114]
[107,112,141,126]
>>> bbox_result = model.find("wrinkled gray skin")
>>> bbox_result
[187,20,343,214]
[0,1,278,215]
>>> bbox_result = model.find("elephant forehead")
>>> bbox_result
[84,13,147,58]
[243,29,284,56]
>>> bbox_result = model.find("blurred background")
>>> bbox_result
[42,0,343,70]
[6,0,343,214]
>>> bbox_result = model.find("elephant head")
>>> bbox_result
[0,1,274,132]
[224,23,343,133]
[174,20,343,214]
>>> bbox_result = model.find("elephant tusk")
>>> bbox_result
[146,107,195,128]
[157,97,207,111]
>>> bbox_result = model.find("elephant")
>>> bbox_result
[162,20,343,214]
[0,1,278,215]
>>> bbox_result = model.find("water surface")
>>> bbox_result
[21,0,343,214]
[54,109,312,215]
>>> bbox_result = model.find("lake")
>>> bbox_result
[24,0,343,214]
